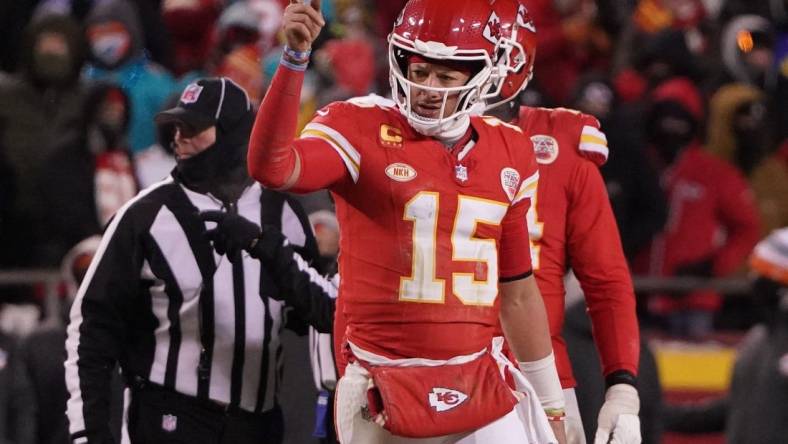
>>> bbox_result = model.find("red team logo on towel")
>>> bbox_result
[428,388,469,412]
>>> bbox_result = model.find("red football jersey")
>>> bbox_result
[298,99,538,361]
[516,106,639,387]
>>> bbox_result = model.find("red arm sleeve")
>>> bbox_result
[499,158,539,280]
[248,65,350,192]
[499,197,533,281]
[566,159,640,377]
[248,65,303,189]
[713,170,762,275]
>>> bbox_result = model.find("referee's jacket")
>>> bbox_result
[64,174,335,443]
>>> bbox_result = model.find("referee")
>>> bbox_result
[65,77,334,444]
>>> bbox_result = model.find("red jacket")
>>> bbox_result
[644,144,761,312]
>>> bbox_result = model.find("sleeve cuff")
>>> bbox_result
[499,269,533,283]
[605,369,638,389]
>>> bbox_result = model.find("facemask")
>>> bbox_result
[32,51,73,85]
[175,112,254,197]
[647,101,697,163]
[90,30,131,68]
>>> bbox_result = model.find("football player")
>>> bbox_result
[482,2,641,443]
[248,0,566,442]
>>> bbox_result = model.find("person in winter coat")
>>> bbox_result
[706,83,788,234]
[0,13,89,268]
[83,0,177,153]
[40,83,138,266]
[637,77,761,338]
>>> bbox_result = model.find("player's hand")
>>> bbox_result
[284,0,325,52]
[549,420,568,444]
[593,384,641,444]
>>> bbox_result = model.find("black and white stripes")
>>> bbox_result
[65,177,318,442]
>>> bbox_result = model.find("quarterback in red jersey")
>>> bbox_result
[481,3,641,444]
[248,0,566,443]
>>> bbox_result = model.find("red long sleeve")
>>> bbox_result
[248,65,304,189]
[713,171,761,275]
[567,160,639,377]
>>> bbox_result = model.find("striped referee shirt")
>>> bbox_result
[65,176,320,442]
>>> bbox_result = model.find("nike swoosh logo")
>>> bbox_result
[316,109,328,117]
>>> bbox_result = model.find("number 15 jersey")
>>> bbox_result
[296,99,538,361]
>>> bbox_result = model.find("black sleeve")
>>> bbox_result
[274,196,336,333]
[65,208,144,444]
[271,247,337,333]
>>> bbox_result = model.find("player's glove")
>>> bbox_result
[593,384,641,444]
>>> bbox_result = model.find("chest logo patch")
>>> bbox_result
[379,124,403,148]
[531,135,559,164]
[385,162,417,182]
[429,387,468,412]
[501,167,520,201]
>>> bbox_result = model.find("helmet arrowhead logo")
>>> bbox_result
[483,11,502,44]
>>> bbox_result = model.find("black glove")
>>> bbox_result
[249,224,289,266]
[200,210,261,260]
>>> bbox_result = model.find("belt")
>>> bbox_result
[129,376,273,421]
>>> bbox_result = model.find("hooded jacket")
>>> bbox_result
[707,83,788,233]
[0,14,89,267]
[84,0,177,153]
[638,78,761,313]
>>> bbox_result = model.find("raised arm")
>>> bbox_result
[247,0,347,193]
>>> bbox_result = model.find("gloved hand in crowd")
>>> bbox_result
[199,210,288,266]
[593,384,641,444]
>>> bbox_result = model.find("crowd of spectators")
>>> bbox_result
[0,0,786,443]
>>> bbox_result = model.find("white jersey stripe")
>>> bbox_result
[513,171,540,205]
[301,122,361,182]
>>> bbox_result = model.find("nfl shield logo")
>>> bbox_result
[180,84,203,104]
[500,167,520,201]
[161,414,177,432]
[455,164,468,183]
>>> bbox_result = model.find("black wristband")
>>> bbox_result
[605,370,637,389]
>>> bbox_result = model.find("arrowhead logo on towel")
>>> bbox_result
[428,387,468,412]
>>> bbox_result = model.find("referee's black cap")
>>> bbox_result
[155,77,251,134]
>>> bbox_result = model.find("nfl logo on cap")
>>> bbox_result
[180,84,203,104]
[161,414,177,432]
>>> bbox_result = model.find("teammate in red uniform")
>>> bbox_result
[481,3,641,443]
[248,0,566,442]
